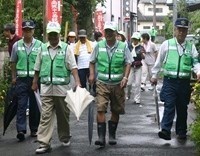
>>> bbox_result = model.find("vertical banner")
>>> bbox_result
[15,0,23,37]
[46,0,62,24]
[94,10,104,35]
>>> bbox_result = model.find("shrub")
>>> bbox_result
[190,117,200,152]
[0,58,11,115]
[190,82,200,152]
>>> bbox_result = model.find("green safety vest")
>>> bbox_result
[163,38,193,79]
[16,39,42,77]
[97,40,126,82]
[40,42,71,85]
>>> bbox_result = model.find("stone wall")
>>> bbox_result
[0,48,9,76]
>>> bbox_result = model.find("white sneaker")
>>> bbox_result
[62,141,71,146]
[148,86,154,91]
[126,96,130,100]
[35,146,51,154]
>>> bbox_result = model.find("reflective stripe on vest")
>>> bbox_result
[17,71,35,76]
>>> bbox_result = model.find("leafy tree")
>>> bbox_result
[68,0,105,39]
[0,0,105,44]
[177,0,188,18]
[189,10,200,33]
[23,0,43,41]
[162,16,173,39]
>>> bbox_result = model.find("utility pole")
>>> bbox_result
[173,0,177,36]
[153,0,156,28]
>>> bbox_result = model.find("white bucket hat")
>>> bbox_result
[118,30,126,38]
[131,32,141,40]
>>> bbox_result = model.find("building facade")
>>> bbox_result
[95,0,172,39]
[95,0,139,40]
[137,0,171,32]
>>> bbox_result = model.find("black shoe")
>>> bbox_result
[30,131,37,137]
[177,134,187,140]
[35,146,52,154]
[158,130,171,140]
[17,132,25,142]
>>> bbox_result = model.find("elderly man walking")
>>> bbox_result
[10,20,41,141]
[89,21,133,147]
[32,22,80,154]
[151,18,200,141]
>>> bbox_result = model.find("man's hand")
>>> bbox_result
[12,78,16,85]
[89,74,95,85]
[120,77,128,88]
[31,81,38,91]
[150,77,157,85]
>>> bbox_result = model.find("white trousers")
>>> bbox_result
[127,67,142,103]
[141,60,154,84]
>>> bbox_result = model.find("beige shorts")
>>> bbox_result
[96,81,125,114]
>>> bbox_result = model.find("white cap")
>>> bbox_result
[46,21,61,34]
[104,21,118,31]
[118,31,126,38]
[131,32,141,40]
[68,31,76,37]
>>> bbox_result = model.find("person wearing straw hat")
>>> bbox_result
[151,18,200,141]
[32,21,80,154]
[89,21,133,147]
[67,31,76,45]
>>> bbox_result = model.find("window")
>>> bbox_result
[156,8,163,13]
[148,7,163,13]
[148,8,153,11]
[143,26,151,29]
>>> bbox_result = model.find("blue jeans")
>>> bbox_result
[160,77,191,135]
[16,77,40,133]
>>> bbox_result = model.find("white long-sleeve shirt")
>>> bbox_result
[151,37,200,79]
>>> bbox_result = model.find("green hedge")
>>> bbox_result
[190,83,200,152]
[0,59,11,114]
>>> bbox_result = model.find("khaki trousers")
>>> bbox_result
[37,96,70,146]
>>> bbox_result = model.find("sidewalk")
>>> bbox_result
[0,84,197,156]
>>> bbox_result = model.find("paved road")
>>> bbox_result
[0,84,197,156]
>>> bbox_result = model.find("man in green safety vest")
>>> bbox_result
[32,21,80,154]
[10,20,42,142]
[149,26,157,42]
[151,18,200,141]
[89,21,133,147]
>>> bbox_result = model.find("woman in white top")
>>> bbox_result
[141,33,157,91]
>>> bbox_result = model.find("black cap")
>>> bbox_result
[22,20,35,29]
[175,18,189,28]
